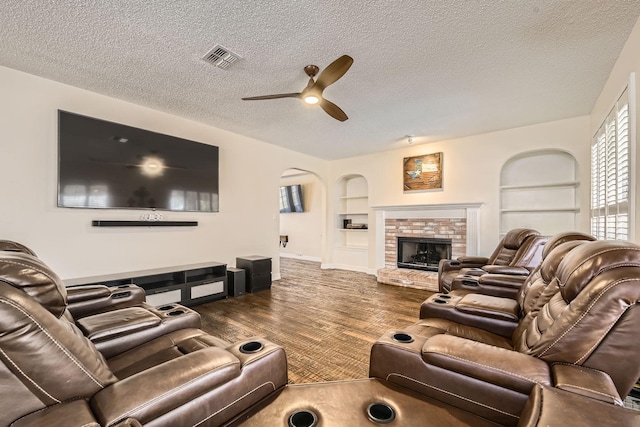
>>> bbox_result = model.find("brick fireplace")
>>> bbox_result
[374,204,482,291]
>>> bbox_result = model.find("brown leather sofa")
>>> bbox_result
[0,251,288,426]
[438,228,546,294]
[420,232,596,336]
[371,240,640,426]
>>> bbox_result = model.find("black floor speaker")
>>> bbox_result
[227,267,246,297]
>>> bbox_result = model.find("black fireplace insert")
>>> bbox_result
[397,237,452,272]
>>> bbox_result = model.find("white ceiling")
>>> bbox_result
[1,1,639,160]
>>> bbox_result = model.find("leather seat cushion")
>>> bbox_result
[107,328,231,379]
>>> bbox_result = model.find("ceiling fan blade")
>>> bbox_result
[242,93,301,100]
[314,55,353,92]
[319,98,348,122]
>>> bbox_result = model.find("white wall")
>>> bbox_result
[590,16,640,243]
[0,66,328,281]
[327,116,591,269]
[279,171,324,261]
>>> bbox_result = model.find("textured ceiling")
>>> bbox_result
[1,1,639,160]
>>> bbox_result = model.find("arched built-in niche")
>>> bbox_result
[333,174,370,271]
[500,150,579,237]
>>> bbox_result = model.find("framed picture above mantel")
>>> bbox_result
[403,152,443,192]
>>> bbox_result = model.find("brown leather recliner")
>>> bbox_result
[0,239,38,256]
[444,231,596,299]
[438,228,546,293]
[0,247,200,359]
[421,232,596,336]
[371,240,640,426]
[0,240,148,318]
[420,238,592,338]
[0,251,288,427]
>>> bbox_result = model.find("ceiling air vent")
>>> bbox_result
[201,44,242,70]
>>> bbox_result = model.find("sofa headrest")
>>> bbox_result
[503,228,540,250]
[541,232,596,259]
[556,240,640,302]
[540,240,589,283]
[0,240,37,256]
[0,252,67,318]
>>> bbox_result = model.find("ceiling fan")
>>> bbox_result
[242,55,353,122]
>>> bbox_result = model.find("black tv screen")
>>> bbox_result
[279,185,303,213]
[58,111,219,212]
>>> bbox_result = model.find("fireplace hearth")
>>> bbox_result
[397,237,452,272]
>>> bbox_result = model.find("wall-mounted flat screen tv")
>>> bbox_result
[58,111,219,212]
[279,185,304,213]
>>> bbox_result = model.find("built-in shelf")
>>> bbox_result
[92,220,198,227]
[500,151,579,236]
[334,175,369,270]
[500,181,580,190]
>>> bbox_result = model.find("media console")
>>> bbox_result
[65,262,227,307]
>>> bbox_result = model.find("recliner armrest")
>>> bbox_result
[91,347,240,426]
[439,257,488,272]
[457,256,490,265]
[481,265,531,276]
[552,364,624,405]
[422,335,551,394]
[67,284,146,318]
[477,274,527,289]
[67,285,112,303]
[450,274,526,299]
[456,294,520,321]
[518,385,639,427]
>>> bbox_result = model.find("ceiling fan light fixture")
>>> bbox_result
[304,95,320,105]
[241,55,353,121]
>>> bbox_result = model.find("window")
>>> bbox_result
[591,88,630,240]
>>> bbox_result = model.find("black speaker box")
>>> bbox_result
[227,267,246,297]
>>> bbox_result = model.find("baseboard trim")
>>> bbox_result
[279,253,322,262]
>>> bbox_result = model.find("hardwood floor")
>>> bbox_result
[195,258,433,384]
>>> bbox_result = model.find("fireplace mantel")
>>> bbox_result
[372,203,484,212]
[373,203,483,272]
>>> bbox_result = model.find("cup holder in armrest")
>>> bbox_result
[433,299,448,304]
[366,403,396,424]
[111,291,131,299]
[392,333,414,343]
[462,280,478,287]
[240,341,264,354]
[157,305,176,311]
[166,309,185,317]
[437,294,452,299]
[288,410,318,427]
[117,285,130,289]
